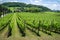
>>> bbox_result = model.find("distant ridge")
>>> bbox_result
[1,2,51,12]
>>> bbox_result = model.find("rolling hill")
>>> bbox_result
[1,2,51,12]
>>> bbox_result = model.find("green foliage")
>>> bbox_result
[0,14,13,31]
[0,12,60,38]
[0,5,12,17]
[17,12,60,34]
[1,2,51,12]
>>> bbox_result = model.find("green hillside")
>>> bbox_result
[1,2,51,12]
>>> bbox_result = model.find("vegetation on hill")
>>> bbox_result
[0,2,60,17]
[0,5,12,17]
[1,2,51,12]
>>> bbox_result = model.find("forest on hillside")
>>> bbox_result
[0,2,52,17]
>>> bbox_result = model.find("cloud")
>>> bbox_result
[34,0,39,2]
[29,0,42,5]
[29,0,60,10]
[41,3,60,10]
[34,0,42,3]
[51,4,60,10]
[7,0,18,2]
[34,0,42,2]
[30,0,42,3]
[10,1,18,2]
[1,0,18,2]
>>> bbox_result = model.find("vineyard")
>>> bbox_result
[0,12,60,40]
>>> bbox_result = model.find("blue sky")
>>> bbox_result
[0,0,60,10]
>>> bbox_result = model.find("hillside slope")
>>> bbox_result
[1,2,51,12]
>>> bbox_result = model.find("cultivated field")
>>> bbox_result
[0,12,60,40]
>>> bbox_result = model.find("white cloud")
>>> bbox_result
[10,1,18,2]
[35,0,39,2]
[34,0,42,2]
[41,3,60,10]
[29,0,42,5]
[53,4,57,7]
[30,0,42,3]
[35,0,42,1]
[29,0,60,10]
[8,0,18,2]
[35,0,42,2]
[52,4,60,10]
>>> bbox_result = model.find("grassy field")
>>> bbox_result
[0,12,60,40]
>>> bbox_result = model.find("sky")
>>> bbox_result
[0,0,60,10]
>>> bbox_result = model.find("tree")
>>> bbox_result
[0,5,12,17]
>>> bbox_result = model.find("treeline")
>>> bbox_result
[0,5,12,17]
[1,2,51,12]
[14,7,51,12]
[52,10,60,13]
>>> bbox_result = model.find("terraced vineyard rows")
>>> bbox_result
[0,12,60,40]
